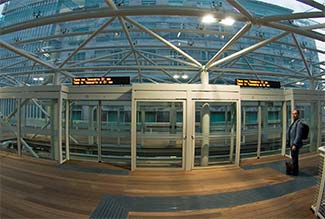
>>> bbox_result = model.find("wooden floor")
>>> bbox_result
[0,151,318,219]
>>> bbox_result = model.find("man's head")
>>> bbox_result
[292,109,300,121]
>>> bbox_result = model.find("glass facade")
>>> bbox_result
[0,0,322,88]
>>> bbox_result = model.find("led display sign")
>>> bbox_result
[235,79,281,88]
[72,77,130,86]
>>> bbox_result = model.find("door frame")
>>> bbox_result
[191,100,239,169]
[132,99,186,170]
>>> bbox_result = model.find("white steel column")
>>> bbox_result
[170,102,176,133]
[131,98,137,171]
[57,94,63,163]
[185,90,193,170]
[201,103,210,166]
[51,97,62,163]
[200,70,209,85]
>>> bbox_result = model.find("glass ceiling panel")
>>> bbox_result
[0,0,323,89]
[257,0,324,13]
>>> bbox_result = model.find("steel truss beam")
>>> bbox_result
[124,17,202,68]
[207,32,289,69]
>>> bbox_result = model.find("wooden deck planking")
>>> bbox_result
[0,151,319,219]
[129,187,316,219]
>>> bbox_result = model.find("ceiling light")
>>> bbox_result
[220,17,235,26]
[173,75,180,79]
[181,74,188,79]
[202,15,216,24]
[33,77,44,81]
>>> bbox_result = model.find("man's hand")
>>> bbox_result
[292,145,297,151]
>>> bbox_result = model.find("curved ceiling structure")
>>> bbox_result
[0,0,324,89]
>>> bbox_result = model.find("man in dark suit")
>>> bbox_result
[287,109,303,176]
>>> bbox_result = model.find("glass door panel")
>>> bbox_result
[194,102,236,166]
[241,102,258,158]
[261,101,282,156]
[136,101,184,168]
[69,100,98,161]
[101,101,131,168]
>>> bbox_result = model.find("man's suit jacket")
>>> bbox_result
[287,119,303,149]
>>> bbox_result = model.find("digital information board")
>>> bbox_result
[235,79,281,88]
[72,76,130,86]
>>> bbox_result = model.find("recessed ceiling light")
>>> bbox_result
[220,17,235,26]
[202,15,216,24]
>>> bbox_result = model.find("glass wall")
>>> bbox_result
[101,101,131,168]
[241,101,283,158]
[0,98,17,153]
[68,100,132,167]
[194,102,237,166]
[261,101,282,156]
[136,101,184,168]
[21,98,55,159]
[69,100,99,161]
[241,102,258,158]
[0,87,324,170]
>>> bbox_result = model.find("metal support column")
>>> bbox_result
[200,70,209,85]
[201,103,210,166]
[185,90,192,170]
[131,99,137,171]
[57,95,63,163]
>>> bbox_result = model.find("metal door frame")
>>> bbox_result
[132,99,186,170]
[191,99,240,169]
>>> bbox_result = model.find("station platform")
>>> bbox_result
[0,151,318,219]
